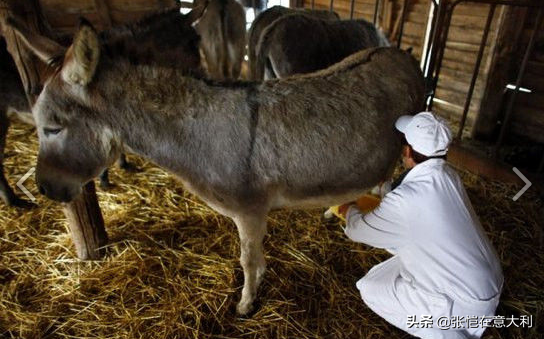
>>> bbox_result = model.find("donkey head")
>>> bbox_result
[8,7,208,202]
[7,18,120,202]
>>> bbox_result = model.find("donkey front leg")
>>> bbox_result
[234,213,267,316]
[117,153,139,172]
[0,111,34,208]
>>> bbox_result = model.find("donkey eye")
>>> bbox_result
[43,128,63,137]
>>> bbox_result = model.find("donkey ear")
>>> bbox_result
[186,0,209,25]
[61,18,100,86]
[5,17,66,65]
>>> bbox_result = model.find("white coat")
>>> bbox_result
[345,158,503,339]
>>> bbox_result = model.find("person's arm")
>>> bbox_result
[344,188,410,251]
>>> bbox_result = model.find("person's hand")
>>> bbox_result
[337,202,356,219]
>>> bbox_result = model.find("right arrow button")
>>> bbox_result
[512,167,532,201]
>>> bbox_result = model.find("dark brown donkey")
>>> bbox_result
[248,6,339,80]
[254,14,390,80]
[10,19,424,315]
[0,8,203,206]
[0,38,33,207]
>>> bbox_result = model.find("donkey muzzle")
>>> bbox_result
[36,175,82,203]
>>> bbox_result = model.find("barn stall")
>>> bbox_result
[0,0,543,338]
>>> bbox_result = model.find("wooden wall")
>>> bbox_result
[39,0,178,34]
[432,2,501,136]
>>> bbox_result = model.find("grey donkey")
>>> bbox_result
[9,19,424,315]
[255,14,390,80]
[194,0,246,80]
[0,7,204,206]
[248,5,339,80]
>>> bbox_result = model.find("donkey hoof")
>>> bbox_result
[236,299,255,316]
[10,197,37,209]
[323,208,334,219]
[120,162,140,173]
[99,180,115,190]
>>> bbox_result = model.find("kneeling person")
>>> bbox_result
[340,112,503,339]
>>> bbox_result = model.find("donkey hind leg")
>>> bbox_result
[99,154,141,189]
[263,57,280,81]
[99,169,113,189]
[234,213,267,315]
[0,111,35,208]
[227,42,243,80]
[117,153,139,173]
[204,43,224,81]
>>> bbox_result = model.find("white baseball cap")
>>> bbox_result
[395,111,452,157]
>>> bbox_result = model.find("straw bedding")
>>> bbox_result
[0,120,542,338]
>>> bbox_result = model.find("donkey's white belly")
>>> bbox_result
[270,189,373,210]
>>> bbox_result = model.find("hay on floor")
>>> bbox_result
[0,120,543,338]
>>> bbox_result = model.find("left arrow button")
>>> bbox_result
[17,167,36,202]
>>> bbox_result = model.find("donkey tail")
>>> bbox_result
[219,0,230,78]
[254,15,281,80]
[376,27,391,47]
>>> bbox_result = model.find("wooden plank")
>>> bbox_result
[514,92,544,111]
[109,9,166,24]
[39,0,96,13]
[446,26,493,46]
[450,13,496,30]
[511,105,544,139]
[441,57,480,73]
[447,143,523,184]
[440,66,480,84]
[94,0,112,27]
[449,2,493,18]
[406,11,430,25]
[445,41,483,53]
[442,48,491,67]
[108,0,177,12]
[526,60,544,77]
[520,74,544,93]
[433,99,463,116]
[107,0,162,11]
[440,72,486,96]
[435,86,481,112]
[42,11,102,30]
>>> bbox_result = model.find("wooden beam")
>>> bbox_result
[64,183,108,259]
[448,143,520,184]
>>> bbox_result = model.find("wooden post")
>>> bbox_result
[63,183,108,259]
[0,0,108,260]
